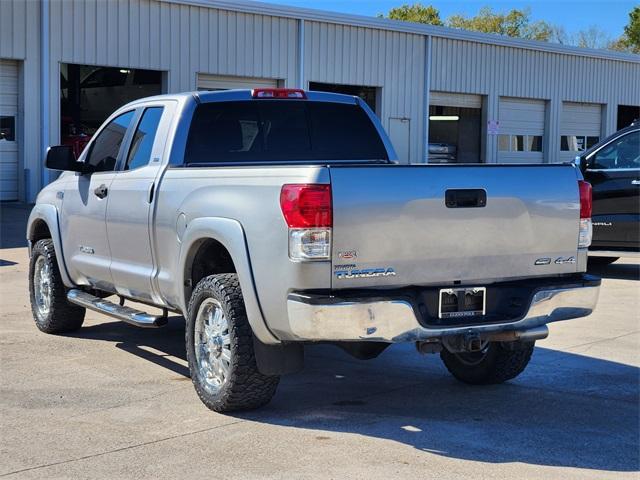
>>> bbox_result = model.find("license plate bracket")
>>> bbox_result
[438,287,486,319]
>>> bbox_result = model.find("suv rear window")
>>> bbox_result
[184,100,388,164]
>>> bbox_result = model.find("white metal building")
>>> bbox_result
[1,0,639,202]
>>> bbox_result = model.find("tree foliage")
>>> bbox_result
[446,7,553,41]
[385,3,443,26]
[380,3,640,54]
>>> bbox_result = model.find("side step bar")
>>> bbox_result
[67,289,168,328]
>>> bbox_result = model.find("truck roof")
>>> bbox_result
[122,89,360,109]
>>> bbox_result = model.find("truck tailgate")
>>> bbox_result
[330,165,581,289]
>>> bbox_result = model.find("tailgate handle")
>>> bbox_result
[445,189,486,208]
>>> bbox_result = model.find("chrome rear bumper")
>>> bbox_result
[285,279,600,343]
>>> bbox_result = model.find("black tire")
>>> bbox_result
[28,239,85,334]
[440,341,534,385]
[589,256,619,266]
[186,273,279,412]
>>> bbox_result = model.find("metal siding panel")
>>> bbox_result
[139,0,151,69]
[0,60,18,200]
[0,0,13,58]
[129,0,139,67]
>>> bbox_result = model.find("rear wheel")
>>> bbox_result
[28,239,85,334]
[441,341,534,385]
[186,273,279,412]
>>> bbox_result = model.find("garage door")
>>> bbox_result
[560,102,602,163]
[197,74,279,91]
[497,97,545,164]
[0,59,18,200]
[430,91,482,109]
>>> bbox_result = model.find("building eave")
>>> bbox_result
[161,0,640,64]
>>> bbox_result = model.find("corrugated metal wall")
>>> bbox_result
[0,0,40,201]
[430,37,640,162]
[47,0,299,150]
[304,21,425,162]
[430,37,640,105]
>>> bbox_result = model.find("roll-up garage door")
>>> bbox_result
[497,97,546,163]
[430,91,482,109]
[559,102,602,163]
[197,74,279,91]
[0,59,19,200]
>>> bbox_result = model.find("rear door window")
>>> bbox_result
[184,100,388,164]
[125,107,164,170]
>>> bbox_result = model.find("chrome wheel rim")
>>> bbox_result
[194,298,231,393]
[33,255,52,321]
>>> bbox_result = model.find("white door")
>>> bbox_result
[430,91,482,109]
[197,74,279,91]
[388,117,410,164]
[560,102,602,163]
[497,97,545,164]
[0,59,19,200]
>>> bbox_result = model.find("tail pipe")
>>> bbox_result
[489,325,549,343]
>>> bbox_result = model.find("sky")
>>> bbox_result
[257,0,635,40]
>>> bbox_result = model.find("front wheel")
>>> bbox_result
[440,341,534,385]
[186,273,279,412]
[28,239,85,334]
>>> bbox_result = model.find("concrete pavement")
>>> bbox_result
[1,242,639,479]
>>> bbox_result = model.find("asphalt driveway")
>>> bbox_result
[0,205,638,479]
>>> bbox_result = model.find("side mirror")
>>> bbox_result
[45,145,84,172]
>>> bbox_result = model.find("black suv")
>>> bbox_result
[577,121,640,264]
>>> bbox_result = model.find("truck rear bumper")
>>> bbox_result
[285,275,600,343]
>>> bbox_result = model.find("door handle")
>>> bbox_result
[94,184,108,199]
[632,180,640,185]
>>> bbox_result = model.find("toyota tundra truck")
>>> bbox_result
[28,89,600,412]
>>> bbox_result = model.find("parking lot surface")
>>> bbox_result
[1,228,639,478]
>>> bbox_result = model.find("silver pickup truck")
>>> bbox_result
[28,89,600,412]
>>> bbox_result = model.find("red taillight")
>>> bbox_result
[252,88,307,99]
[280,184,332,228]
[579,180,592,219]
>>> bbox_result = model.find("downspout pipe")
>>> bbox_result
[297,18,305,89]
[423,35,431,163]
[40,0,50,194]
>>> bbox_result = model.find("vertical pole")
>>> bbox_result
[41,0,50,190]
[298,19,305,89]
[422,35,431,164]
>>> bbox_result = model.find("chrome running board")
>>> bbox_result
[67,289,168,328]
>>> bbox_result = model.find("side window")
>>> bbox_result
[591,131,640,170]
[85,111,134,172]
[125,107,164,170]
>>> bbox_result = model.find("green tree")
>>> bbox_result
[607,6,639,53]
[446,7,553,41]
[622,5,640,52]
[383,3,443,26]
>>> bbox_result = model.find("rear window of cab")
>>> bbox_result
[184,100,389,164]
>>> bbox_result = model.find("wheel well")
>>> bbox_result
[30,219,52,242]
[186,238,236,295]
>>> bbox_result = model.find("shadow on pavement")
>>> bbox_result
[588,261,640,281]
[0,202,31,249]
[66,317,639,473]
